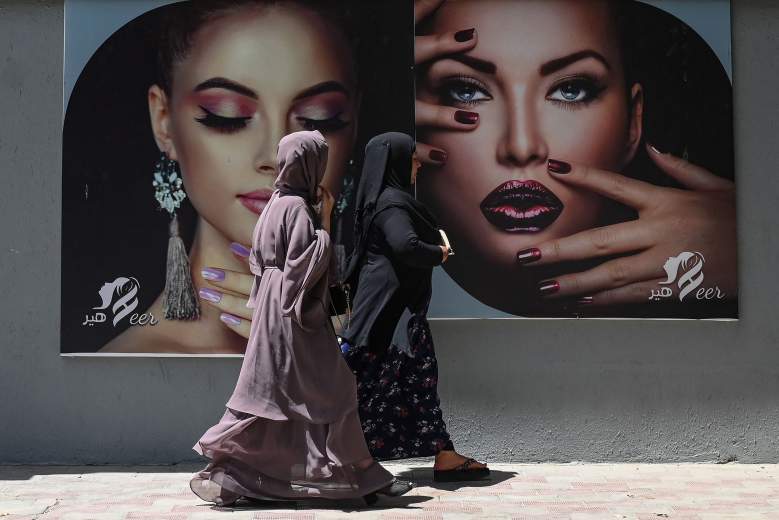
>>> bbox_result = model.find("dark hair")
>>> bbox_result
[155,0,360,95]
[613,1,733,185]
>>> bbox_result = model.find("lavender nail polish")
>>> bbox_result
[201,268,225,281]
[230,242,250,258]
[199,288,222,303]
[220,313,241,326]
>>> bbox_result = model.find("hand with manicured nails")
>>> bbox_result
[199,243,255,339]
[517,144,736,309]
[415,0,479,165]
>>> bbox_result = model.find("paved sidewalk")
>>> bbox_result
[1,463,778,519]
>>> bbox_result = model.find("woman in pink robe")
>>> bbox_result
[190,130,408,506]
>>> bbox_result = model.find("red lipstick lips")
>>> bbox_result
[480,180,563,233]
[238,189,274,215]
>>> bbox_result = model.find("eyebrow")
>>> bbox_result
[447,55,497,75]
[194,77,257,99]
[292,81,350,101]
[539,50,611,76]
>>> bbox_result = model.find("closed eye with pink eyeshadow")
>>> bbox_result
[195,92,256,133]
[291,89,351,133]
[189,76,353,135]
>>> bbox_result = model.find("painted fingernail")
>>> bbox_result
[429,149,448,163]
[547,159,571,174]
[230,242,250,258]
[454,110,479,125]
[199,288,222,303]
[516,248,541,265]
[648,143,664,155]
[454,28,476,42]
[576,296,594,305]
[201,268,225,281]
[538,279,560,296]
[220,313,241,326]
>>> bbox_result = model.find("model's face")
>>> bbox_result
[151,5,357,245]
[417,0,642,312]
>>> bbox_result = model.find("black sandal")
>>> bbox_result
[433,458,490,482]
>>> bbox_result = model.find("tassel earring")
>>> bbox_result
[152,153,200,320]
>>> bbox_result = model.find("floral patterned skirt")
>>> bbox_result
[342,315,454,461]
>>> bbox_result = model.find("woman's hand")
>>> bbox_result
[415,0,479,166]
[198,243,255,338]
[319,185,335,233]
[518,144,736,309]
[440,245,451,263]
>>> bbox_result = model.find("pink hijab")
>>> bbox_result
[273,130,329,203]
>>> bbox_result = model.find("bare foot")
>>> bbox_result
[433,450,488,471]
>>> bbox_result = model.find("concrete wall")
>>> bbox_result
[2,0,778,464]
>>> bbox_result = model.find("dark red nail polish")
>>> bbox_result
[454,28,476,42]
[516,248,541,265]
[547,159,571,174]
[454,110,479,125]
[576,296,594,305]
[538,279,560,296]
[429,149,448,163]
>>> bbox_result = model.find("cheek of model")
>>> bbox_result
[547,95,630,171]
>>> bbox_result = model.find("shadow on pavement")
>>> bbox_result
[397,466,516,490]
[201,493,433,512]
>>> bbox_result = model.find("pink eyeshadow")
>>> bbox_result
[192,93,256,117]
[292,91,349,120]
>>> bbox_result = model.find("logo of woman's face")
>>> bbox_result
[151,4,358,246]
[415,0,641,313]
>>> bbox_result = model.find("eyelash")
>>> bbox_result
[438,76,492,106]
[195,106,349,134]
[437,74,607,110]
[296,114,349,133]
[546,75,606,110]
[195,106,251,133]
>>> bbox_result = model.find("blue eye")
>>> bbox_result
[547,78,605,105]
[448,85,488,104]
[440,77,492,106]
[550,83,587,102]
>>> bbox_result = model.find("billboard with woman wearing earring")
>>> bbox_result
[61,0,414,354]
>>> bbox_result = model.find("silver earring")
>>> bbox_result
[153,153,200,320]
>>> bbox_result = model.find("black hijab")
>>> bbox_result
[345,132,438,283]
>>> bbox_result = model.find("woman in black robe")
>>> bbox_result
[340,132,489,482]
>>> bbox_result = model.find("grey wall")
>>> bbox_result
[1,0,778,465]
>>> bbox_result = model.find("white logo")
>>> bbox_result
[82,277,157,327]
[650,252,724,302]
